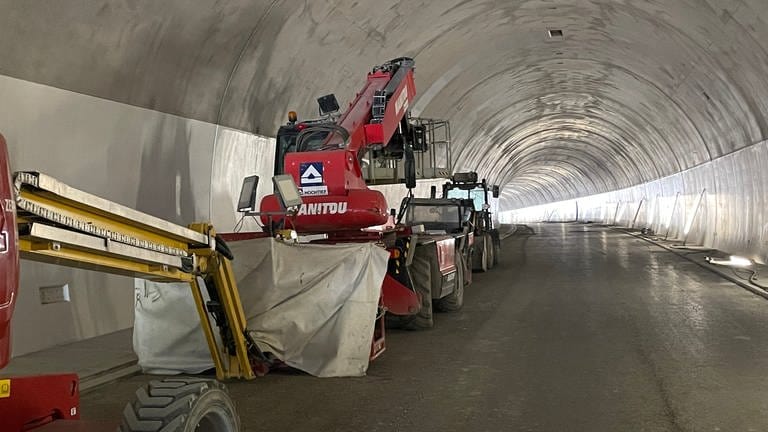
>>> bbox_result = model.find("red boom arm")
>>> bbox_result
[340,59,416,154]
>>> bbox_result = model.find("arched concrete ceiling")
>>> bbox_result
[2,0,767,209]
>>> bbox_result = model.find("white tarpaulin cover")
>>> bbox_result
[134,238,389,377]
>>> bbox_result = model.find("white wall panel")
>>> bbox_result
[209,128,275,233]
[502,141,768,264]
[0,76,267,356]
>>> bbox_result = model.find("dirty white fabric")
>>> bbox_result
[134,238,389,377]
[133,280,214,375]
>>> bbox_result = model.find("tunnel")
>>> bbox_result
[2,1,768,431]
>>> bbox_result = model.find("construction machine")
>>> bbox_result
[259,57,459,339]
[0,133,274,431]
[389,197,475,329]
[440,172,501,271]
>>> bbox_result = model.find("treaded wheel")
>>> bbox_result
[434,253,465,312]
[486,235,495,270]
[120,378,240,432]
[472,236,483,272]
[474,234,491,272]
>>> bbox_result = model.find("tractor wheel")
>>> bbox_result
[435,254,465,312]
[486,235,495,270]
[472,236,487,272]
[477,234,491,272]
[120,378,240,432]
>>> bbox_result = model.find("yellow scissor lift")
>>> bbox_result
[10,170,261,431]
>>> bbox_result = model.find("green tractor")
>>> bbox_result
[439,172,501,272]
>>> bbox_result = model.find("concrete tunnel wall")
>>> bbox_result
[1,0,768,354]
[0,75,275,356]
[502,139,768,265]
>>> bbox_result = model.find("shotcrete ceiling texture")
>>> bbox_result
[1,0,767,209]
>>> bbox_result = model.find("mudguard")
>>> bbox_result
[0,133,18,369]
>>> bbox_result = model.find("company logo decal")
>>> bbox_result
[297,202,348,216]
[299,162,328,196]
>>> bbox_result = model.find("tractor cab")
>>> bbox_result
[441,172,502,271]
[442,172,500,232]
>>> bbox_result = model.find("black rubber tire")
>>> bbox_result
[475,234,491,272]
[120,378,240,432]
[434,253,465,312]
[486,235,495,270]
[472,236,485,272]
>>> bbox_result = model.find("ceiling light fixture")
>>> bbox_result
[548,29,564,38]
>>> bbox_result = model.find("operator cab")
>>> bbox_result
[402,197,475,235]
[274,93,354,176]
[274,117,339,176]
[442,172,501,232]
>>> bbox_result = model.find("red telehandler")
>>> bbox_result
[260,57,466,341]
[261,57,419,232]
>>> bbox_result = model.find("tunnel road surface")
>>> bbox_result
[82,224,768,431]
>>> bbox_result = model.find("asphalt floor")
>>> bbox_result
[82,223,768,431]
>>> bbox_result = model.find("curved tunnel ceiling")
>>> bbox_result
[1,0,767,209]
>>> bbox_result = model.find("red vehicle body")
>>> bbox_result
[0,134,83,430]
[0,133,18,369]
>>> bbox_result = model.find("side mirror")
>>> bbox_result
[492,185,500,198]
[411,125,428,152]
[237,175,260,212]
[462,209,473,223]
[430,185,437,199]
